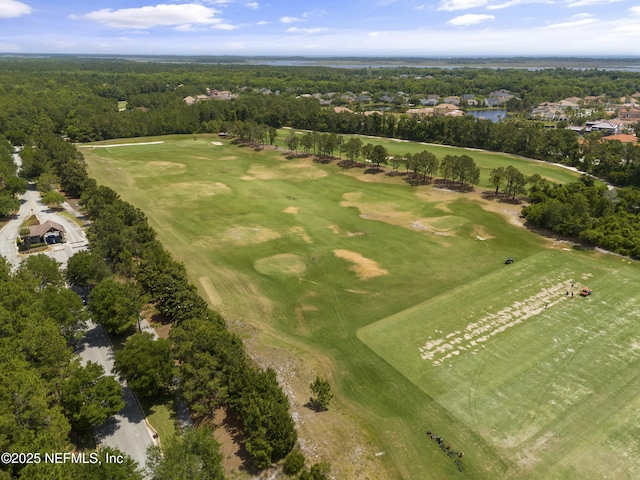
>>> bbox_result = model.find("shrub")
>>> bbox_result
[283,450,305,475]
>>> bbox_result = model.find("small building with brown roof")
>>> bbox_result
[26,220,66,246]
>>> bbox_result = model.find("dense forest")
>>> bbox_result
[2,58,640,479]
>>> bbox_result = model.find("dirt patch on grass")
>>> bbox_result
[223,225,281,246]
[198,276,224,307]
[239,333,391,480]
[419,279,574,366]
[333,249,388,280]
[327,224,365,237]
[145,161,186,173]
[172,181,231,196]
[295,304,319,330]
[255,254,307,278]
[474,191,526,228]
[328,224,341,235]
[219,156,238,161]
[284,206,299,214]
[473,224,495,241]
[244,160,327,181]
[289,226,313,244]
[210,406,251,476]
[342,191,466,241]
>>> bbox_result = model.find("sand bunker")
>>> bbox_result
[211,141,223,146]
[223,226,281,246]
[419,280,573,366]
[284,206,299,214]
[333,249,388,280]
[255,254,307,278]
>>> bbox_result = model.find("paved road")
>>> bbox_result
[77,321,156,469]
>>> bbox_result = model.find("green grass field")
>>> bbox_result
[83,133,639,479]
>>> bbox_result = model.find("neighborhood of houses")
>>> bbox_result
[184,87,640,142]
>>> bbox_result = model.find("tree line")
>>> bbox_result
[1,58,639,187]
[522,175,640,258]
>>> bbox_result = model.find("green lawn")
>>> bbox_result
[82,133,638,479]
[140,395,178,448]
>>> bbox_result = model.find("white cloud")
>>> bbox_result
[629,6,640,15]
[213,23,237,30]
[280,16,302,23]
[487,0,525,9]
[246,2,259,9]
[81,4,223,29]
[302,9,327,18]
[256,20,269,25]
[546,17,596,28]
[286,27,328,34]
[0,0,31,18]
[438,0,489,11]
[440,0,552,10]
[447,14,495,25]
[567,0,621,6]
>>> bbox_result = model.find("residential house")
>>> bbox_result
[406,108,435,116]
[588,121,619,136]
[443,96,460,106]
[490,89,514,102]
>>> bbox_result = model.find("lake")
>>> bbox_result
[466,109,507,122]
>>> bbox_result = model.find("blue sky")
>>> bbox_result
[1,0,640,56]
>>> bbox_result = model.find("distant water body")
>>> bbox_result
[466,109,507,122]
[250,59,640,72]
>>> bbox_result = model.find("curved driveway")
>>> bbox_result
[0,153,89,269]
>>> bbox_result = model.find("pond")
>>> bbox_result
[466,109,507,122]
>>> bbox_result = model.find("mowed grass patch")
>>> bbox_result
[86,134,602,479]
[360,251,640,479]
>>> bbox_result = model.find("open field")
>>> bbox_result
[84,133,639,479]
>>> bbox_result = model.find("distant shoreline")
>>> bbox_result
[1,53,639,70]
